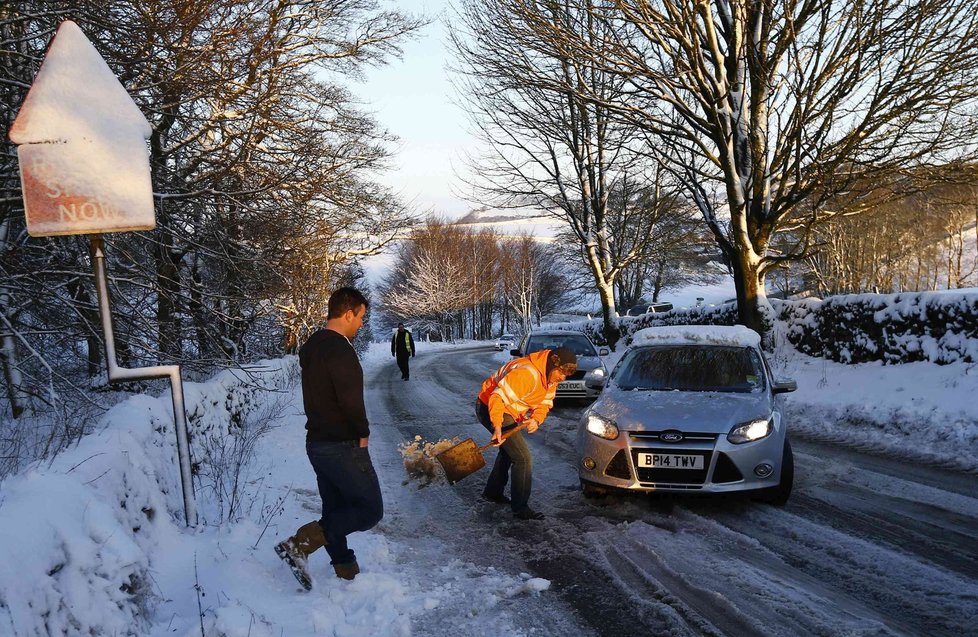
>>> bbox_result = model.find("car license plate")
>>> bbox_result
[558,381,584,390]
[637,453,703,470]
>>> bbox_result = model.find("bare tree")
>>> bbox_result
[383,251,470,341]
[534,0,978,333]
[600,172,719,308]
[498,235,569,333]
[803,178,978,294]
[0,1,423,419]
[451,0,665,348]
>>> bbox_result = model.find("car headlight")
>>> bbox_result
[586,367,606,379]
[727,417,773,444]
[586,413,619,440]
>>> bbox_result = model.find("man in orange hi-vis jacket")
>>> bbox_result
[475,347,578,520]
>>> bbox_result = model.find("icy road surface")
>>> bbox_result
[370,344,978,637]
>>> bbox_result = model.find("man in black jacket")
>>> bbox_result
[274,287,383,589]
[390,322,415,380]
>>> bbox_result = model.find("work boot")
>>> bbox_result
[482,492,511,505]
[333,560,360,580]
[513,507,545,520]
[274,521,326,590]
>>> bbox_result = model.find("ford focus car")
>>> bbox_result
[512,330,609,399]
[577,325,796,504]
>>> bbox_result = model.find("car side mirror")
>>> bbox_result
[509,348,521,357]
[599,348,610,356]
[772,379,797,394]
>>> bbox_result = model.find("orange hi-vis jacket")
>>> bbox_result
[478,350,557,429]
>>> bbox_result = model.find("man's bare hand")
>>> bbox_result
[491,426,504,446]
[525,418,539,434]
[359,437,369,448]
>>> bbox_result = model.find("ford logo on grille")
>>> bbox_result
[660,431,684,442]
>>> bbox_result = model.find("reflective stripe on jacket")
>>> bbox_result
[391,330,414,356]
[478,349,556,429]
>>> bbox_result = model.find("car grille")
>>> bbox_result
[631,448,712,485]
[629,431,718,443]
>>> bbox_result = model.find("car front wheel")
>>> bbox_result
[755,438,793,506]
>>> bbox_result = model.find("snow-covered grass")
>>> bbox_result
[769,335,978,472]
[0,325,975,635]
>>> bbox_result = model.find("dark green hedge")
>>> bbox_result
[568,290,978,364]
[775,292,978,364]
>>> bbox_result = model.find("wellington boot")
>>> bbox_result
[333,560,360,581]
[274,521,326,590]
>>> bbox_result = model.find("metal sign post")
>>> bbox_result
[91,237,197,527]
[9,21,197,526]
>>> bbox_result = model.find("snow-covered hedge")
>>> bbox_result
[0,358,297,636]
[569,290,978,365]
[577,303,739,348]
[777,291,978,364]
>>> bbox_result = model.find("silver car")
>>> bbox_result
[577,325,796,504]
[512,330,609,399]
[494,333,517,351]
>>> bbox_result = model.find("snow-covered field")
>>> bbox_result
[0,329,975,635]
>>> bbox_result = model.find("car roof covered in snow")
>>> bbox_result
[528,328,588,335]
[631,325,761,348]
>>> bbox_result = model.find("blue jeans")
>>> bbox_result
[475,400,533,513]
[306,440,384,565]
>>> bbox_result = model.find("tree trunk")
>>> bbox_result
[155,229,183,364]
[731,249,768,336]
[596,280,620,349]
[0,218,27,418]
[0,330,26,418]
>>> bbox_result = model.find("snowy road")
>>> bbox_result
[369,344,978,637]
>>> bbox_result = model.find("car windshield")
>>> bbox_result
[526,334,598,357]
[613,345,765,392]
[499,334,514,340]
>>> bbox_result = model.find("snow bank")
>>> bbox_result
[0,396,174,634]
[0,360,296,635]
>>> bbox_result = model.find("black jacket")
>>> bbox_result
[391,329,415,357]
[299,328,369,442]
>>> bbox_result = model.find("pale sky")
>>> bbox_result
[355,0,477,219]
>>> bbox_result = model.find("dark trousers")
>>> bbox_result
[475,400,533,513]
[396,354,410,379]
[306,440,384,565]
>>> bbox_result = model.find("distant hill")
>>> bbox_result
[455,206,548,225]
[453,206,561,241]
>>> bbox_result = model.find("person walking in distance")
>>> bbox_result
[274,287,383,589]
[391,322,415,380]
[475,347,578,520]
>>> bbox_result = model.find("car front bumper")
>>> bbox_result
[577,423,787,494]
[556,379,602,400]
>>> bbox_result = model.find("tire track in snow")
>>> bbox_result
[364,345,598,637]
[701,504,978,636]
[367,344,978,637]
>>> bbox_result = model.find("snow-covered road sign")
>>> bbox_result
[9,20,154,237]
